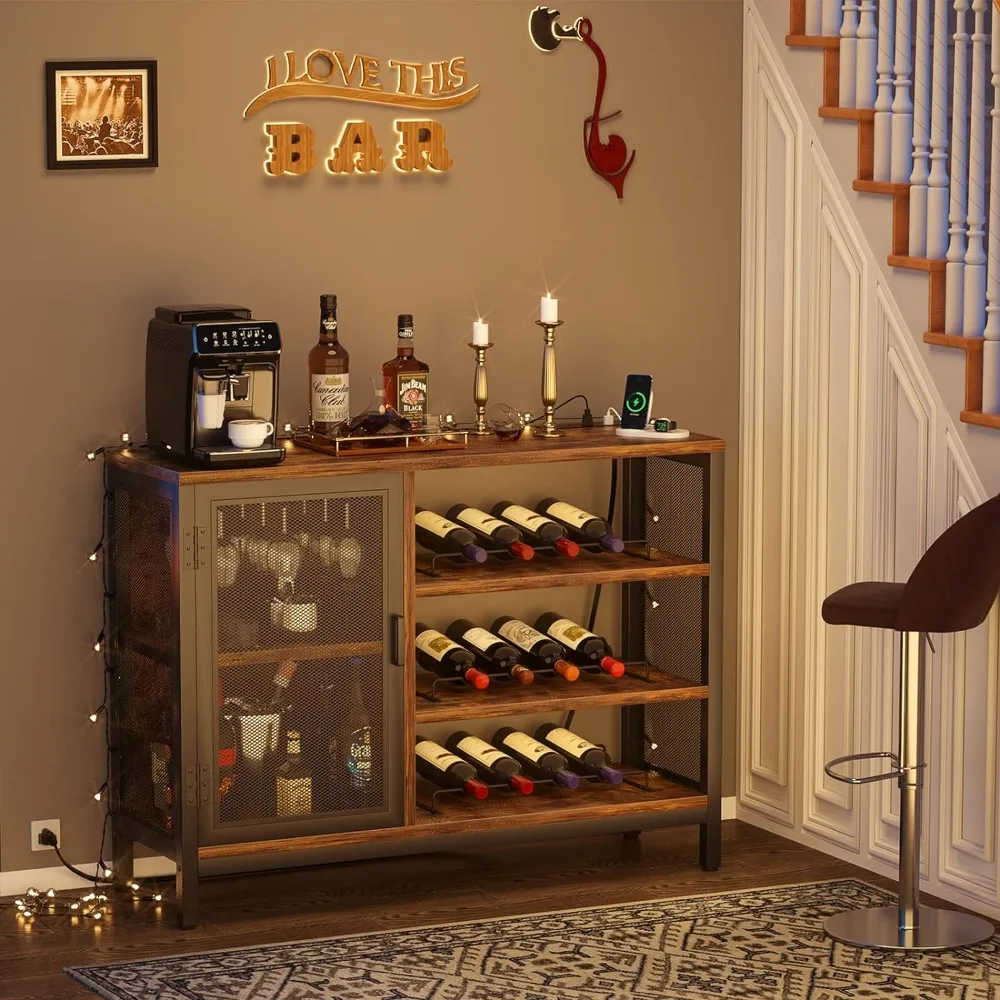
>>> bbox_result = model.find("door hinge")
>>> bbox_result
[185,765,198,806]
[199,764,210,806]
[197,525,208,571]
[183,528,196,570]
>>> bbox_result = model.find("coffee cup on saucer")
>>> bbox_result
[228,419,274,449]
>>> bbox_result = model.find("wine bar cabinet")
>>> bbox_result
[107,428,724,927]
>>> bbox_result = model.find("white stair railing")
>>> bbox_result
[824,0,845,33]
[891,0,915,182]
[841,1,860,107]
[926,0,951,259]
[807,0,824,33]
[963,0,990,336]
[856,1,879,107]
[946,0,972,333]
[983,2,1000,410]
[874,0,897,180]
[909,0,933,255]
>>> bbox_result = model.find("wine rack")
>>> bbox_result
[107,428,723,928]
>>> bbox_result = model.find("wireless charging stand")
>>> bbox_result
[615,424,690,441]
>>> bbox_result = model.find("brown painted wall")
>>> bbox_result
[0,0,742,874]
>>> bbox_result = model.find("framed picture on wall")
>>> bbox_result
[45,60,157,170]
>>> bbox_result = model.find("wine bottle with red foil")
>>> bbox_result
[491,727,580,788]
[489,501,580,557]
[415,508,487,564]
[534,613,626,678]
[490,616,580,682]
[535,723,623,785]
[415,623,490,689]
[415,736,489,799]
[534,498,625,553]
[269,659,298,710]
[446,504,534,561]
[445,620,535,686]
[445,731,534,794]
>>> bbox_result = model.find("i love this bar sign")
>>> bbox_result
[243,46,481,177]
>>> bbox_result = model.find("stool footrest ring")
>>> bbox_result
[824,751,901,784]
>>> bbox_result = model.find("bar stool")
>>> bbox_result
[821,493,1000,951]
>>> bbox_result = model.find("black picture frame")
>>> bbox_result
[45,60,158,170]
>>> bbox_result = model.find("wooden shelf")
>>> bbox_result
[961,410,1000,429]
[924,331,984,352]
[218,640,382,667]
[819,106,875,121]
[888,254,945,272]
[416,667,708,723]
[853,179,909,196]
[416,544,708,597]
[785,33,840,48]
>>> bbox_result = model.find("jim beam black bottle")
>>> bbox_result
[382,314,429,430]
[309,294,350,436]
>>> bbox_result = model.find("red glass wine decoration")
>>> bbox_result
[529,6,635,200]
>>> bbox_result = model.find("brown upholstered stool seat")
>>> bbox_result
[822,582,906,629]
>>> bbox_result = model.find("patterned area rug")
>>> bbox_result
[67,879,1000,999]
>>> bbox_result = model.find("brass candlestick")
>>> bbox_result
[535,319,564,438]
[468,342,493,435]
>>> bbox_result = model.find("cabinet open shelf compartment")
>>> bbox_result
[218,640,383,668]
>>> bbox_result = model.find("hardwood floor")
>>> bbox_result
[0,821,898,999]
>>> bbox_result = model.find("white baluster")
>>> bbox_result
[823,0,845,34]
[874,0,897,180]
[963,0,989,336]
[909,0,933,255]
[926,0,951,259]
[856,1,879,107]
[841,1,860,107]
[983,3,1000,409]
[946,0,971,333]
[807,0,823,33]
[891,0,915,182]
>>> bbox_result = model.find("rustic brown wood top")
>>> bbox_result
[108,427,725,485]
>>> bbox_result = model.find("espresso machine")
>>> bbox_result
[145,304,285,467]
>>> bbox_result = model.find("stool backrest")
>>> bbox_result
[897,493,1000,633]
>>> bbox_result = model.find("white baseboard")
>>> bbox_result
[0,856,176,898]
[722,796,737,821]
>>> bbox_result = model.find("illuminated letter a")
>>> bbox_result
[327,121,385,174]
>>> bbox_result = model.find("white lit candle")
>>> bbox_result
[472,319,489,345]
[540,293,559,324]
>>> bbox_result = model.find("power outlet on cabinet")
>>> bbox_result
[31,819,60,852]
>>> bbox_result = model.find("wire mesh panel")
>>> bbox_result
[212,494,389,831]
[646,456,706,562]
[111,488,176,836]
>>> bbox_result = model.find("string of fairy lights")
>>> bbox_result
[12,433,164,927]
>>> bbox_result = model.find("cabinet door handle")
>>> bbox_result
[390,614,404,667]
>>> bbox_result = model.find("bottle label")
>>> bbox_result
[498,731,551,764]
[545,501,596,529]
[457,736,508,768]
[415,510,460,539]
[415,740,463,772]
[454,508,507,536]
[541,727,601,760]
[461,626,498,653]
[545,618,597,650]
[499,504,551,533]
[497,619,547,651]
[276,776,312,816]
[397,325,414,339]
[415,628,463,661]
[396,373,428,422]
[322,316,338,334]
[311,373,350,425]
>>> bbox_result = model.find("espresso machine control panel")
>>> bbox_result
[193,322,281,355]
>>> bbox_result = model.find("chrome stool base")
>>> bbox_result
[825,905,995,951]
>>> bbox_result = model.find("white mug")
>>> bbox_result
[281,596,318,632]
[196,392,227,429]
[228,419,274,449]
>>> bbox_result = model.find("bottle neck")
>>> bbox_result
[320,311,339,344]
[396,339,414,357]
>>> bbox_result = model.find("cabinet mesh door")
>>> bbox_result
[213,496,388,829]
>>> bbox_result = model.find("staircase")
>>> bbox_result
[786,0,1000,429]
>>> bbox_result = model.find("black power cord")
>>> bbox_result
[525,394,594,427]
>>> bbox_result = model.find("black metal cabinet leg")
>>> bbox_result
[112,821,135,883]
[699,815,721,871]
[622,830,642,841]
[176,835,199,929]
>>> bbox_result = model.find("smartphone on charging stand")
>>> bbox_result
[620,374,654,430]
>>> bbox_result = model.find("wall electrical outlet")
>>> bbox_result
[31,819,60,851]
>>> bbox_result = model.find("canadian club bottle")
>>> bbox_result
[445,731,534,794]
[445,504,534,561]
[534,613,626,678]
[534,498,625,553]
[445,619,534,685]
[415,623,490,689]
[415,735,488,798]
[491,727,580,788]
[382,314,429,430]
[309,294,350,436]
[535,723,623,784]
[489,501,580,557]
[489,616,580,682]
[276,730,313,816]
[415,508,488,564]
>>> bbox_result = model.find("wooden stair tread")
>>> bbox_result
[924,332,985,352]
[819,106,876,121]
[962,410,1000,429]
[853,179,910,195]
[887,254,946,272]
[786,34,840,48]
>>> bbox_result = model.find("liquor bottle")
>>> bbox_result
[535,723,623,784]
[534,613,626,677]
[445,619,535,685]
[415,623,490,689]
[445,504,534,561]
[218,679,238,819]
[445,731,534,794]
[491,727,580,788]
[269,659,298,710]
[489,501,580,557]
[415,735,488,798]
[415,508,487,564]
[490,616,581,682]
[341,669,373,791]
[308,293,350,436]
[382,313,429,430]
[276,730,313,816]
[535,498,625,553]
